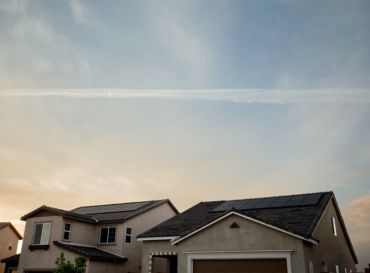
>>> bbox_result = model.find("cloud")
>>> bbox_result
[0,89,370,104]
[147,1,214,75]
[68,0,105,29]
[343,195,370,229]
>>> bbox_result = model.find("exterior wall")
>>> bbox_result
[142,214,307,273]
[87,261,124,273]
[18,202,177,273]
[95,202,177,273]
[303,199,357,273]
[0,227,19,273]
[18,215,85,272]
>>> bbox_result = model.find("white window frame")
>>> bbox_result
[99,226,116,244]
[125,227,132,244]
[32,222,52,245]
[331,217,337,236]
[335,264,340,273]
[63,222,72,241]
[186,251,292,273]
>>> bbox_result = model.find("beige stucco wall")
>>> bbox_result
[95,202,177,273]
[303,199,357,273]
[18,202,177,273]
[0,226,20,273]
[17,215,83,272]
[142,214,307,273]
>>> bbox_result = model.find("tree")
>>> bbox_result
[54,252,86,273]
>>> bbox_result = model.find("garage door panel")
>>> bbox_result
[193,259,287,273]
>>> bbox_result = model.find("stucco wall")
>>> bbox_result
[95,202,177,273]
[18,202,177,273]
[18,215,85,272]
[303,199,357,273]
[0,226,20,273]
[142,214,307,273]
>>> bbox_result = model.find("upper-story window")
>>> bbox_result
[331,217,337,236]
[99,227,116,244]
[125,227,132,244]
[7,241,13,251]
[63,223,71,241]
[32,222,52,245]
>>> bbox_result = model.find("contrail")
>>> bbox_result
[0,89,370,104]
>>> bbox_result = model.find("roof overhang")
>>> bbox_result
[171,211,319,245]
[137,236,179,242]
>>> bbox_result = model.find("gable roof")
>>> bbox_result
[138,192,333,240]
[0,222,22,239]
[138,191,357,263]
[21,199,178,224]
[54,241,127,263]
[72,199,178,223]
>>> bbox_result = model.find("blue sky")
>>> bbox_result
[1,0,370,269]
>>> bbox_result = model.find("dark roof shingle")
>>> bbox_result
[138,192,333,239]
[54,241,127,263]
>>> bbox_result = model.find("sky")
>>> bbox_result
[0,0,370,270]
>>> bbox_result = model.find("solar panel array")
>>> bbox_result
[73,201,152,215]
[211,193,323,212]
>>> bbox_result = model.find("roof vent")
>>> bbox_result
[230,222,239,229]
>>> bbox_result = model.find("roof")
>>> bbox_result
[139,192,333,240]
[138,191,357,263]
[54,241,127,263]
[0,222,22,239]
[1,254,20,265]
[21,199,178,224]
[21,206,97,223]
[72,199,178,223]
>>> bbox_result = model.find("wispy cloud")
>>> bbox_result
[1,89,370,104]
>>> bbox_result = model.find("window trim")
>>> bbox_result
[125,227,132,244]
[335,265,340,273]
[99,226,117,244]
[31,222,52,246]
[63,222,72,242]
[331,217,337,236]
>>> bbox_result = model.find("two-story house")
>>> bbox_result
[138,192,357,273]
[0,222,22,273]
[18,199,178,273]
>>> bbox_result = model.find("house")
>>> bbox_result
[17,199,178,273]
[138,192,357,273]
[0,222,22,273]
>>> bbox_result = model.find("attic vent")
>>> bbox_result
[230,222,239,229]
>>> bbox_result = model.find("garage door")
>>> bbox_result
[193,259,288,273]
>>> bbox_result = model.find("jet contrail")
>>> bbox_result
[0,89,370,104]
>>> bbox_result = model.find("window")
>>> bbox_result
[63,223,71,241]
[345,267,348,273]
[125,227,132,244]
[308,261,314,273]
[8,241,13,251]
[331,217,337,236]
[335,265,340,273]
[99,227,116,244]
[32,222,52,245]
[321,261,328,272]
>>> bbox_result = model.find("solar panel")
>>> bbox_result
[253,197,275,209]
[300,193,323,206]
[211,193,324,212]
[269,196,290,208]
[284,194,305,207]
[73,201,151,215]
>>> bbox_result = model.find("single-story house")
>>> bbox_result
[138,191,357,273]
